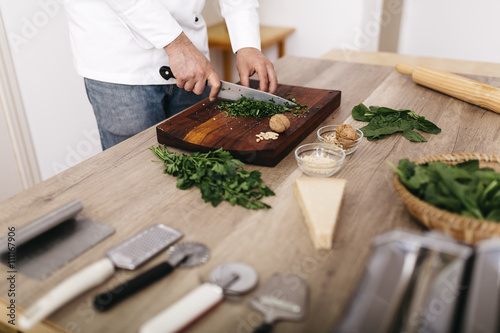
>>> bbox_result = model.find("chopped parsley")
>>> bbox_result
[217,97,308,118]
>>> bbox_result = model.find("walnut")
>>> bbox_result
[269,114,290,133]
[336,124,358,141]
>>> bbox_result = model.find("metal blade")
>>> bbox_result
[217,81,295,106]
[1,215,115,280]
[166,242,210,268]
[105,224,183,270]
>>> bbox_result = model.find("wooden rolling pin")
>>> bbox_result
[396,63,500,114]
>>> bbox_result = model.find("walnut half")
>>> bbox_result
[336,124,358,141]
[269,114,290,133]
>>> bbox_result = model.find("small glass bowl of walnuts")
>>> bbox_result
[317,124,363,155]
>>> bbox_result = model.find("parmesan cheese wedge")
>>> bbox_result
[294,177,346,249]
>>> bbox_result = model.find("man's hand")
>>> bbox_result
[164,32,221,101]
[236,47,278,94]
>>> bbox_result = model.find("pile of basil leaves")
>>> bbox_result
[390,158,500,221]
[352,103,441,142]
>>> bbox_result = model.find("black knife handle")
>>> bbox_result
[159,66,175,81]
[93,262,175,312]
[253,322,273,333]
[159,66,212,87]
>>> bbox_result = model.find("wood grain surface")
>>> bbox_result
[156,81,341,166]
[1,56,500,333]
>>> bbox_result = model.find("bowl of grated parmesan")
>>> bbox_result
[295,143,345,177]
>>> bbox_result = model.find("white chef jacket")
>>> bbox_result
[63,0,261,85]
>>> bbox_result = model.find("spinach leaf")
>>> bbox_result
[352,103,375,122]
[424,183,462,212]
[402,130,427,142]
[415,117,442,134]
[456,160,480,173]
[352,103,441,142]
[390,158,500,222]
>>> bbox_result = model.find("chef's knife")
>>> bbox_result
[159,66,294,106]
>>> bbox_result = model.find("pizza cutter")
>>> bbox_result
[140,262,258,333]
[93,242,210,312]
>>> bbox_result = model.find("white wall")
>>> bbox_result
[398,0,500,63]
[0,0,101,181]
[259,0,368,58]
[206,0,382,81]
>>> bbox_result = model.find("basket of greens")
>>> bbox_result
[389,153,500,244]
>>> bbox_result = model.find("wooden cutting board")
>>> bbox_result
[156,81,341,166]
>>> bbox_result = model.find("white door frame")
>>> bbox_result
[378,0,404,52]
[0,10,41,193]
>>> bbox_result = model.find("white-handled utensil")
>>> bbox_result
[140,262,258,333]
[19,224,183,330]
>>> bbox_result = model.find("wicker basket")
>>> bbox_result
[392,152,500,245]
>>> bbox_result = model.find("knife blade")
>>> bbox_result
[159,66,294,106]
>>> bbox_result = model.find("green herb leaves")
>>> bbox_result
[352,103,441,142]
[150,145,275,210]
[218,97,307,118]
[389,159,500,221]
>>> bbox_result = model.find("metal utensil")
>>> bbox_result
[93,242,210,311]
[249,273,308,333]
[140,262,258,333]
[461,238,500,333]
[159,66,294,106]
[19,224,183,331]
[0,199,83,253]
[333,229,473,333]
[0,200,115,280]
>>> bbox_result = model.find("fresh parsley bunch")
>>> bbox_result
[352,103,441,142]
[389,158,500,221]
[150,146,275,209]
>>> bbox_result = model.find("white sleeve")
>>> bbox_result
[219,0,261,53]
[103,0,182,49]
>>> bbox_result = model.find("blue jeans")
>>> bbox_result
[84,78,210,150]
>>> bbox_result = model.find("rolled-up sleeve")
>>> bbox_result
[220,0,261,53]
[104,0,182,49]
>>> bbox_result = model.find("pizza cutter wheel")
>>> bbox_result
[140,262,258,333]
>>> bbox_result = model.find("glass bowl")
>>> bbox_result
[295,143,345,177]
[317,124,363,155]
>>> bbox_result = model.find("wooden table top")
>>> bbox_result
[322,49,500,77]
[2,55,500,333]
[207,22,295,51]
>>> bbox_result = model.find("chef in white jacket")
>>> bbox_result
[64,0,277,149]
